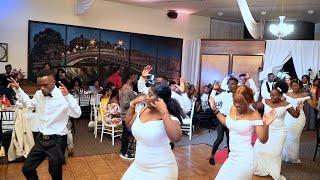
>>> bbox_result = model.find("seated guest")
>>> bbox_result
[200,85,211,112]
[89,80,103,94]
[70,77,84,95]
[43,63,53,71]
[0,64,15,104]
[55,68,72,90]
[106,66,123,89]
[188,84,198,102]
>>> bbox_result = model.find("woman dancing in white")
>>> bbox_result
[211,85,276,180]
[254,80,302,180]
[282,79,317,163]
[122,83,184,180]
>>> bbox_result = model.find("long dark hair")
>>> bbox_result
[151,84,185,123]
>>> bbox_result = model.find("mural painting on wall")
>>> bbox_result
[28,21,182,86]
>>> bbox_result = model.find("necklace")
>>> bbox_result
[235,111,245,120]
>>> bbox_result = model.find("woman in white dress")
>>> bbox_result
[254,80,302,180]
[122,83,185,180]
[282,79,317,163]
[211,85,276,180]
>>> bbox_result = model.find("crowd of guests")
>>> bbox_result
[1,62,320,179]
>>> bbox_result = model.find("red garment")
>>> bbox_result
[316,87,320,100]
[106,72,122,89]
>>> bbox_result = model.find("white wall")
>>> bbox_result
[0,0,210,76]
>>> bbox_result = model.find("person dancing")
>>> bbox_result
[122,83,184,179]
[282,79,317,163]
[208,77,238,165]
[211,85,276,179]
[253,80,302,180]
[8,70,81,180]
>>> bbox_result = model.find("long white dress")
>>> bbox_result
[282,95,309,163]
[121,108,179,180]
[254,100,292,180]
[215,116,263,180]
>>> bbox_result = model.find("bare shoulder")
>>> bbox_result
[248,110,262,120]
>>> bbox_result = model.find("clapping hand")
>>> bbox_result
[58,81,69,96]
[142,65,152,78]
[263,109,276,126]
[296,101,304,111]
[7,77,20,89]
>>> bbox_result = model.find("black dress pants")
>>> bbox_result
[22,134,67,180]
[120,121,130,155]
[211,122,229,155]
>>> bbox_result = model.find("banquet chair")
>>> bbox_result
[90,93,102,121]
[1,111,16,132]
[181,102,196,140]
[100,103,122,146]
[79,93,91,118]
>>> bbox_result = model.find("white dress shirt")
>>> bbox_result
[200,93,210,111]
[210,91,233,116]
[14,86,81,135]
[260,81,274,99]
[137,76,191,114]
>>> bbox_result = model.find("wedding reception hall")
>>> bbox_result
[0,0,320,179]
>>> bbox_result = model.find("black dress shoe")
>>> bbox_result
[209,157,215,165]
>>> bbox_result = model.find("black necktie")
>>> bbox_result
[44,93,53,97]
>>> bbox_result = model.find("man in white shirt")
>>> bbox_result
[200,85,210,112]
[260,73,276,99]
[208,77,238,165]
[8,70,81,180]
[239,73,259,101]
[137,65,191,114]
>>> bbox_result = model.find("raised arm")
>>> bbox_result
[152,98,182,142]
[8,77,36,108]
[210,97,226,126]
[125,95,146,128]
[137,65,152,95]
[307,85,318,108]
[255,110,276,143]
[59,81,81,118]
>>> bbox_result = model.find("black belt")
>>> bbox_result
[39,133,64,140]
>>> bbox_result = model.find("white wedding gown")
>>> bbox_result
[254,99,292,180]
[282,95,309,163]
[122,107,179,180]
[215,116,263,180]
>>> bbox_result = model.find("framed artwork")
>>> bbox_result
[0,43,8,62]
[28,21,183,85]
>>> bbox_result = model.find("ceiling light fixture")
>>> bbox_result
[269,0,294,39]
[261,11,266,15]
[269,16,294,39]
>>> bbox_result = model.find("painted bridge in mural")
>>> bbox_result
[65,48,181,80]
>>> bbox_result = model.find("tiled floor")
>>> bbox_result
[0,144,276,180]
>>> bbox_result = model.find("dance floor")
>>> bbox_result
[1,142,319,180]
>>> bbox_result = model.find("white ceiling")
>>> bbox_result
[106,0,320,23]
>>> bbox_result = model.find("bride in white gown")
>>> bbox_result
[254,81,302,180]
[282,79,317,163]
[211,85,276,180]
[122,84,185,180]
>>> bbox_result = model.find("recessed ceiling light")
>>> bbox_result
[308,10,314,14]
[261,11,266,15]
[217,12,223,16]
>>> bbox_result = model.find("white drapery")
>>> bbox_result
[182,39,201,87]
[75,0,95,15]
[210,19,244,39]
[261,40,320,80]
[236,0,263,39]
